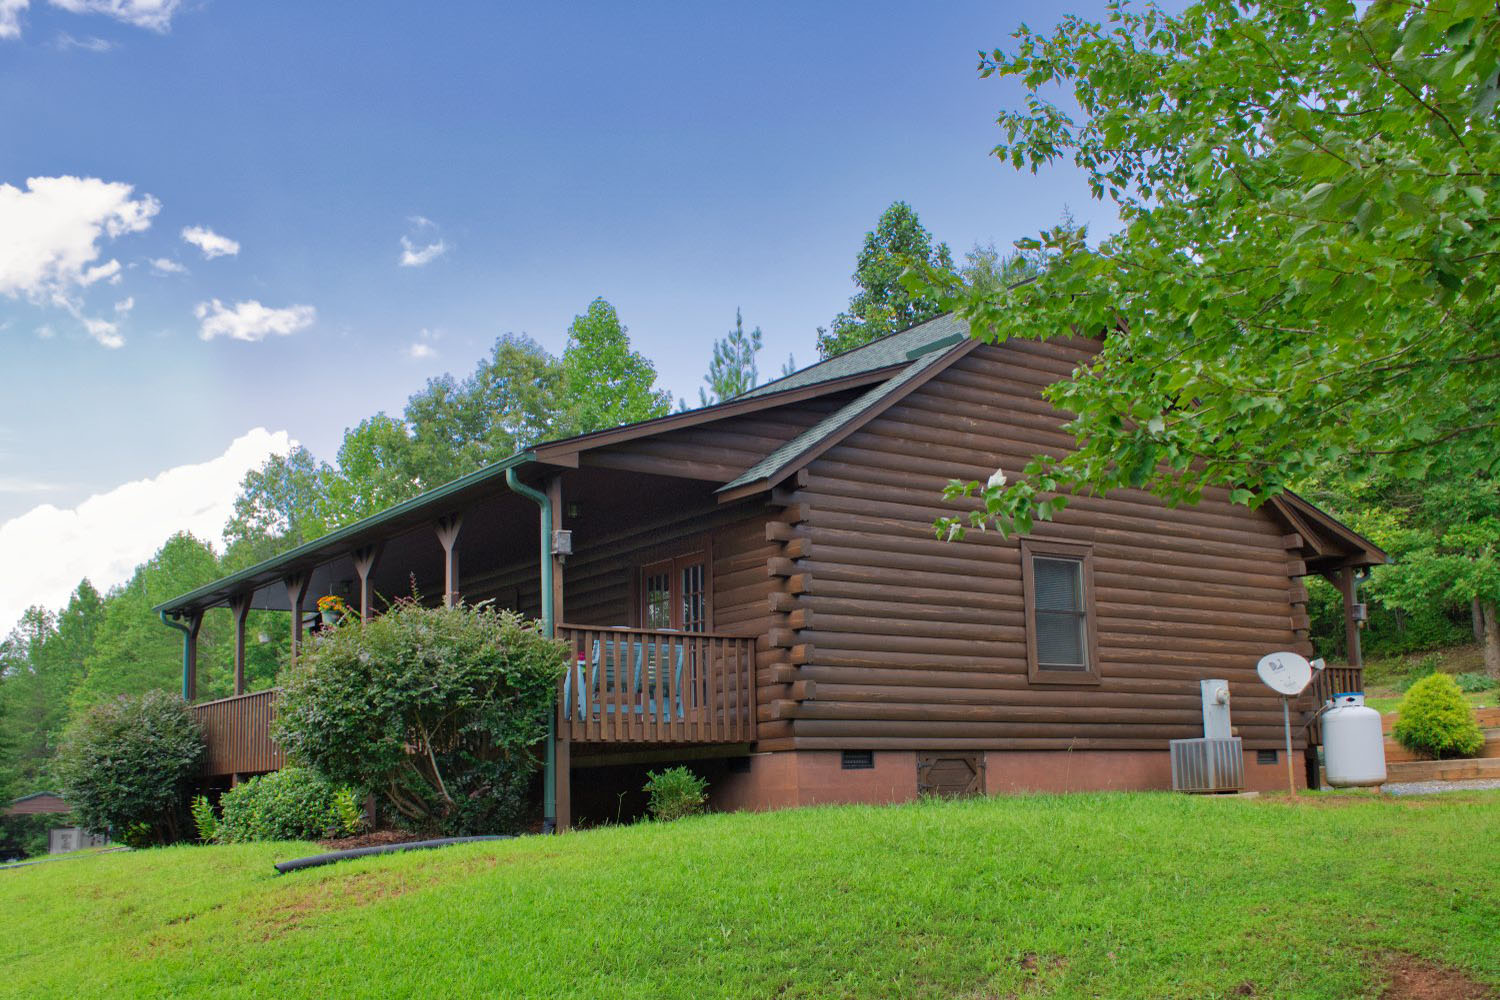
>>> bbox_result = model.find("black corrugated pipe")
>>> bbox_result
[273,835,513,874]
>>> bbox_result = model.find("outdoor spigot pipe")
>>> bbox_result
[160,610,193,702]
[503,463,557,832]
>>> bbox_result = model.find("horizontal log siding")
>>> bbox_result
[789,339,1310,752]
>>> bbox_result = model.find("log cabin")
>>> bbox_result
[156,315,1384,827]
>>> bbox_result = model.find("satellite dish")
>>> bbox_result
[1256,651,1312,696]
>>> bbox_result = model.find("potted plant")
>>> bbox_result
[316,594,349,627]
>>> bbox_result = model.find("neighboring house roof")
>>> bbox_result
[5,792,71,816]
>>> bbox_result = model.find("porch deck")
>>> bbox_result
[190,625,757,778]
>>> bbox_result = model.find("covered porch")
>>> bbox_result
[158,454,765,830]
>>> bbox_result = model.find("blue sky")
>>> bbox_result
[0,0,1114,624]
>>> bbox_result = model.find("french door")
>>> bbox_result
[640,552,709,632]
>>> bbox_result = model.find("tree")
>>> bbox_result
[71,533,277,709]
[929,1,1500,547]
[0,583,103,796]
[222,446,332,568]
[817,201,955,358]
[697,308,764,406]
[558,298,672,434]
[959,209,1076,293]
[323,414,421,526]
[403,334,564,485]
[1348,468,1500,677]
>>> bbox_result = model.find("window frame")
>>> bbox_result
[1019,538,1101,685]
[636,547,712,632]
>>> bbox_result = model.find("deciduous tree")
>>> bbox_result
[927,1,1500,550]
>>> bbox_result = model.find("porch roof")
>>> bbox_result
[154,451,537,616]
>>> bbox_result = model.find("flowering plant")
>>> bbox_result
[316,595,348,615]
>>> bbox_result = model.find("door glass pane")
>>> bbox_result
[680,562,706,632]
[644,571,671,629]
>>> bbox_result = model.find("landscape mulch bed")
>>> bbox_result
[317,830,427,851]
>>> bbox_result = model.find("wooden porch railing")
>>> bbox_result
[1306,664,1363,746]
[558,625,756,744]
[191,689,283,777]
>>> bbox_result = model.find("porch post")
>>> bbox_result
[353,544,382,626]
[229,593,252,695]
[1333,568,1364,670]
[547,475,570,831]
[285,572,310,668]
[435,514,463,608]
[184,611,202,702]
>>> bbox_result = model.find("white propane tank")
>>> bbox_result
[1322,693,1387,787]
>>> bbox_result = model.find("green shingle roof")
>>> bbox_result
[736,313,969,400]
[718,341,956,495]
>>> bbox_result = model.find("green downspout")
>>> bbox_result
[160,610,194,702]
[504,463,557,832]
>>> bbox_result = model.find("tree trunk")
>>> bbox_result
[1482,600,1500,681]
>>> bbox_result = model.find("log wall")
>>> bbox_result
[766,337,1314,753]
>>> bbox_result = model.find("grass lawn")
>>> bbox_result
[2,791,1497,999]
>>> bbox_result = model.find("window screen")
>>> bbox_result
[1032,556,1088,669]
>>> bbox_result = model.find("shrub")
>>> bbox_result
[1392,674,1485,760]
[643,766,708,822]
[1454,672,1496,693]
[54,690,204,845]
[190,795,218,843]
[274,600,567,836]
[214,768,362,843]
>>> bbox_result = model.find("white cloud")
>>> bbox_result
[0,428,291,632]
[1,0,182,41]
[47,0,181,32]
[181,224,239,259]
[405,327,439,359]
[35,324,54,339]
[195,298,315,342]
[149,256,186,274]
[0,0,27,38]
[0,175,158,304]
[399,235,447,268]
[78,312,122,348]
[113,295,133,313]
[398,216,447,267]
[54,31,112,50]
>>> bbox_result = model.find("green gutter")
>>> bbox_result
[503,466,558,833]
[160,610,193,702]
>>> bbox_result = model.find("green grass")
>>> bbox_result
[3,792,1497,999]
